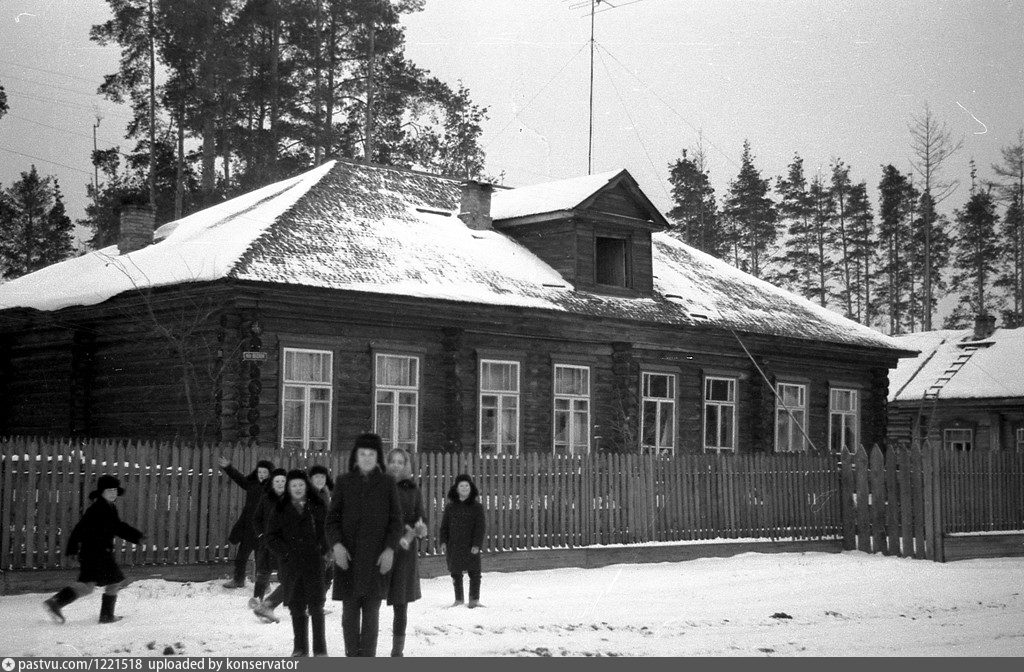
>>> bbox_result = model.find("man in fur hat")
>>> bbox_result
[43,475,145,624]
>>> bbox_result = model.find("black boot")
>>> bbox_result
[290,612,309,657]
[44,587,78,624]
[98,594,122,624]
[391,636,405,657]
[311,610,327,657]
[451,574,464,606]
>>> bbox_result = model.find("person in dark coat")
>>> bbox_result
[384,448,428,657]
[439,474,486,608]
[255,464,335,623]
[250,468,287,611]
[308,464,335,593]
[326,433,403,657]
[266,470,329,657]
[43,475,145,624]
[219,456,274,589]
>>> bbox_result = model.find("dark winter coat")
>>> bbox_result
[66,498,144,586]
[439,499,485,574]
[325,467,403,602]
[252,487,281,573]
[266,496,328,608]
[222,464,266,545]
[386,478,426,606]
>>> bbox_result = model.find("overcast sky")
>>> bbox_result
[1,0,1023,239]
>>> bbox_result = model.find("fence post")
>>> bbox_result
[930,443,945,562]
[839,447,855,550]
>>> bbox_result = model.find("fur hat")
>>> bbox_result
[89,474,125,500]
[256,459,275,472]
[447,473,479,504]
[285,469,309,486]
[308,464,333,490]
[348,433,385,472]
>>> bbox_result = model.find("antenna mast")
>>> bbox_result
[588,0,596,175]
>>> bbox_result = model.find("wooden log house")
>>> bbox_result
[887,318,1024,451]
[0,160,915,454]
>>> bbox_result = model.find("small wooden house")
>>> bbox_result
[888,318,1024,451]
[0,160,913,454]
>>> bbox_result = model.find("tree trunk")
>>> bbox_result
[364,21,375,164]
[148,0,157,213]
[174,100,184,220]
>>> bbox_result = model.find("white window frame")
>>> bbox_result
[478,359,520,456]
[703,376,737,453]
[641,371,676,455]
[828,388,860,452]
[775,382,807,453]
[281,348,333,452]
[943,428,973,451]
[553,364,591,455]
[373,353,420,453]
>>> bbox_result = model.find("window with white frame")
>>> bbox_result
[553,365,590,455]
[829,388,859,452]
[374,354,419,452]
[943,428,973,451]
[775,382,807,452]
[1017,428,1024,453]
[479,359,520,455]
[703,376,737,452]
[641,372,676,455]
[281,348,332,451]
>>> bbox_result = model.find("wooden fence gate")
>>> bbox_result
[839,444,1024,562]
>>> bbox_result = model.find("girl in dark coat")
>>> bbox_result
[251,468,287,612]
[385,448,428,657]
[439,474,486,608]
[219,456,274,589]
[255,464,336,624]
[326,433,403,657]
[266,470,329,657]
[43,475,145,624]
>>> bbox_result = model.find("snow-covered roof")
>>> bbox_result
[0,160,905,352]
[490,169,623,220]
[889,327,1024,402]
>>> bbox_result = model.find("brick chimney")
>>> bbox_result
[972,313,997,340]
[458,180,494,231]
[118,206,155,255]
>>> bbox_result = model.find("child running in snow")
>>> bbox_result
[251,467,287,615]
[43,475,145,624]
[438,474,485,608]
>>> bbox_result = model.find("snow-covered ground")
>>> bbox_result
[3,551,1023,657]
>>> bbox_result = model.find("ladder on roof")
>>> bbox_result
[922,344,979,401]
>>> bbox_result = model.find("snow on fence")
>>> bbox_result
[839,444,1024,562]
[0,437,845,571]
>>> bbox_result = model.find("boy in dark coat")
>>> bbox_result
[385,448,428,657]
[251,467,287,612]
[439,474,486,608]
[266,470,329,657]
[326,433,403,657]
[219,456,274,589]
[43,475,145,624]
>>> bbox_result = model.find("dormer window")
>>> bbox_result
[595,236,629,287]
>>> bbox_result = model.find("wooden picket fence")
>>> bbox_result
[838,444,1024,561]
[0,437,844,571]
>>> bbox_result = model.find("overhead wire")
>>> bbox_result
[594,44,674,206]
[482,42,590,151]
[0,146,94,176]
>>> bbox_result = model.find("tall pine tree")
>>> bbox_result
[773,154,828,303]
[945,168,1001,326]
[0,167,74,279]
[876,165,917,334]
[722,140,777,278]
[991,130,1024,325]
[667,146,725,258]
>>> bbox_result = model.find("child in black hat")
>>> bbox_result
[43,474,146,624]
[218,455,275,589]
